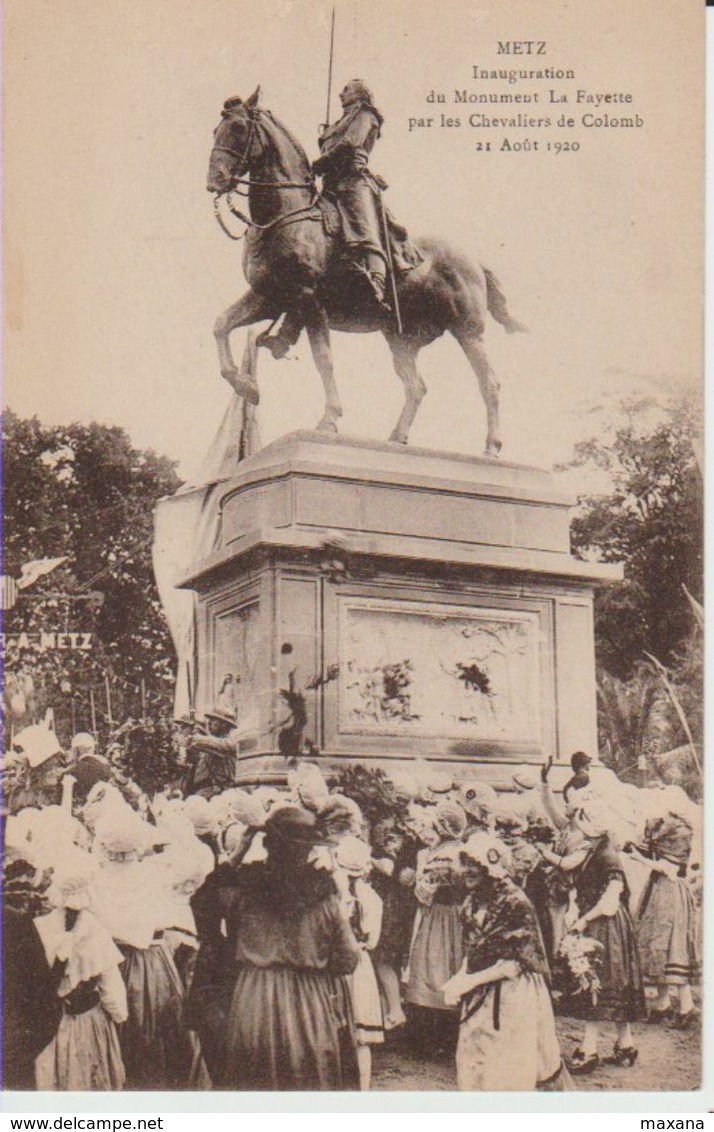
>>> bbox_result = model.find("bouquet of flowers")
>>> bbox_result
[553,931,604,1006]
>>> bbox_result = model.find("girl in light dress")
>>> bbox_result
[333,835,385,1090]
[34,848,128,1091]
[442,832,570,1092]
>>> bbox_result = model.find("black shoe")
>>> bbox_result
[647,1006,673,1024]
[567,1049,600,1075]
[604,1043,639,1067]
[673,1008,700,1031]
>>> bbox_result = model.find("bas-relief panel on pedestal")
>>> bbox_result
[338,598,542,744]
[212,599,261,734]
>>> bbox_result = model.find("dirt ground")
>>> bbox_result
[372,1015,702,1092]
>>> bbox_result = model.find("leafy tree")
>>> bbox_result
[337,764,411,832]
[2,410,181,752]
[113,716,184,795]
[596,663,670,781]
[560,397,703,679]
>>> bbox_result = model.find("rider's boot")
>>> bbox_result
[361,252,390,310]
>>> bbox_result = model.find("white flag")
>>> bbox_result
[17,556,68,590]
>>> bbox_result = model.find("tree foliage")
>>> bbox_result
[596,663,670,779]
[562,397,703,679]
[2,410,182,751]
[561,397,703,797]
[336,764,411,832]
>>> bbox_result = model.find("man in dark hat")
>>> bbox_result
[562,750,592,802]
[69,732,112,806]
[184,706,238,798]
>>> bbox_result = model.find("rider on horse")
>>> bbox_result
[313,79,389,308]
[258,80,421,361]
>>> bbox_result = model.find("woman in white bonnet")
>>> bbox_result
[34,847,128,1090]
[91,810,209,1089]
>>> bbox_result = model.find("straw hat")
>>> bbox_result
[512,767,539,791]
[204,706,237,727]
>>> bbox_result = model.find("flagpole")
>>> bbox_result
[104,675,114,728]
[323,6,336,130]
[89,687,98,738]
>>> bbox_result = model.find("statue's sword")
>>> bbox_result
[378,198,404,336]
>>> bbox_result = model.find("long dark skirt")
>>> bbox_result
[564,907,646,1023]
[221,965,358,1091]
[120,942,210,1090]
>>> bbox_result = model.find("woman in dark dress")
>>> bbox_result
[220,806,361,1090]
[188,820,256,1084]
[369,817,417,1030]
[2,856,61,1089]
[557,800,646,1074]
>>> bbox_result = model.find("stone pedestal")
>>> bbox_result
[179,431,620,786]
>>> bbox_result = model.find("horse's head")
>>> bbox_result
[207,87,262,194]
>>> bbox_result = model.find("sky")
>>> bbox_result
[4,0,704,486]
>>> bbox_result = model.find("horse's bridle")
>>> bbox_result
[212,109,317,240]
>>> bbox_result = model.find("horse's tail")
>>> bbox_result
[483,268,528,334]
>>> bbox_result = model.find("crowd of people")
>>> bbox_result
[2,714,703,1093]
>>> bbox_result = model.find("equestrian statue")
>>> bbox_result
[207,82,525,456]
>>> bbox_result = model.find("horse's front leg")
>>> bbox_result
[305,306,342,432]
[214,289,280,403]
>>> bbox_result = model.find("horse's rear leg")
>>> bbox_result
[454,330,502,457]
[214,289,279,402]
[305,308,343,432]
[386,337,427,445]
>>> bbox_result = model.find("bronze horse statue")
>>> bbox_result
[207,88,525,456]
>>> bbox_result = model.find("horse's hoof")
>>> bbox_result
[222,369,260,405]
[389,432,408,445]
[316,418,339,434]
[484,442,502,458]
